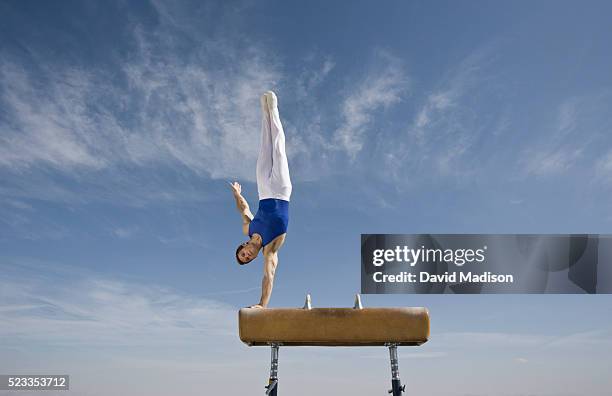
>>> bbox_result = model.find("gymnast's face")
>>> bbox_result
[237,240,260,264]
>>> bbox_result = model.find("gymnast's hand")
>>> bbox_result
[248,304,265,309]
[229,181,242,195]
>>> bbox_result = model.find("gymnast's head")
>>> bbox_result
[236,236,262,265]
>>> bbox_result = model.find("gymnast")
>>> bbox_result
[229,91,292,309]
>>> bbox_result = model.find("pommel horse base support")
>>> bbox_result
[239,295,430,396]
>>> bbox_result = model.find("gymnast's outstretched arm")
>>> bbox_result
[229,181,253,235]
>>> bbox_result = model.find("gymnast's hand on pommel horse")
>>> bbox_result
[230,91,292,309]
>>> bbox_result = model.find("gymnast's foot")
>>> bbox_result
[248,304,265,309]
[264,90,277,112]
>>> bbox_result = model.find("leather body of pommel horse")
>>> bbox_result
[239,295,430,396]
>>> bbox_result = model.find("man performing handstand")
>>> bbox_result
[230,91,292,309]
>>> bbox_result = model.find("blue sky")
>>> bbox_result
[1,1,612,395]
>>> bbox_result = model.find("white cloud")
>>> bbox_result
[519,92,612,178]
[2,198,33,210]
[0,258,270,395]
[542,328,612,348]
[521,146,583,176]
[112,226,139,239]
[435,331,555,348]
[296,56,336,99]
[0,1,363,209]
[121,28,282,181]
[595,149,612,182]
[334,52,409,158]
[521,97,585,176]
[379,44,504,186]
[0,63,107,171]
[414,90,456,130]
[407,47,492,143]
[0,261,236,347]
[435,329,612,351]
[558,98,579,132]
[0,4,282,183]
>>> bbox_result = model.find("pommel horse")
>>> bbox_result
[239,294,430,396]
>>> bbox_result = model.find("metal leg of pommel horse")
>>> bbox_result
[265,343,279,396]
[387,343,406,396]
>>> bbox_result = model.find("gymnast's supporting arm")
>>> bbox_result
[258,251,278,308]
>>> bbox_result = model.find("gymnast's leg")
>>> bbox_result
[265,91,292,201]
[256,93,274,200]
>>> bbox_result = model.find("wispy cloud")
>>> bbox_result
[0,1,288,213]
[334,51,409,158]
[596,149,612,181]
[521,146,583,176]
[0,260,236,347]
[0,257,268,395]
[0,31,280,182]
[296,55,336,100]
[0,1,368,208]
[435,331,554,348]
[0,63,107,171]
[435,329,612,350]
[112,226,139,239]
[382,44,505,185]
[520,97,586,177]
[519,92,612,178]
[542,328,612,348]
[411,88,459,139]
[409,45,497,143]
